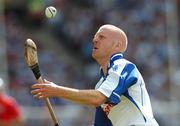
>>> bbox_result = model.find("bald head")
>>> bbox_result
[99,24,128,53]
[92,24,128,64]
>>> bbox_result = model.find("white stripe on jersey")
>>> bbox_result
[96,59,127,98]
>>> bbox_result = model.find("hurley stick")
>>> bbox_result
[24,39,59,126]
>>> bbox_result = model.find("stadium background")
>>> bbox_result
[0,0,180,126]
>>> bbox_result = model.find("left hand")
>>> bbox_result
[31,79,59,99]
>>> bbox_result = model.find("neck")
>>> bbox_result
[96,57,110,75]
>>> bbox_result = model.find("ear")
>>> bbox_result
[115,40,122,49]
[115,40,125,53]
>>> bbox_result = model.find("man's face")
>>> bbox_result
[92,27,116,60]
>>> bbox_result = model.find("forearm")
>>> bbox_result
[56,86,106,107]
[31,81,107,107]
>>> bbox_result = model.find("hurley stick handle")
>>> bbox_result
[37,77,59,126]
[25,39,59,126]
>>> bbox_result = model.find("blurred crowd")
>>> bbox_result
[48,0,180,100]
[1,0,180,125]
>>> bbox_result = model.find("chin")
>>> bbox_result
[92,53,98,60]
[92,53,96,59]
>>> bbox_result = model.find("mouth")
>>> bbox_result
[93,46,98,50]
[93,47,98,52]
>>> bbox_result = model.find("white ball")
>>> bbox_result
[45,6,57,18]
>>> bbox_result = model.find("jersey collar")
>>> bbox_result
[100,52,123,77]
[109,52,123,67]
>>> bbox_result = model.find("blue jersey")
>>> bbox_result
[93,53,159,126]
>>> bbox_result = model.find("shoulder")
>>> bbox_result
[109,58,137,75]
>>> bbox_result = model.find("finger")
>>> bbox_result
[44,79,52,84]
[39,95,47,99]
[31,84,47,89]
[31,89,43,95]
[33,92,47,99]
[33,92,42,98]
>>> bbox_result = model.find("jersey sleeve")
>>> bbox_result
[97,63,138,105]
[97,68,120,99]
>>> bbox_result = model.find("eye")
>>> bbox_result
[99,35,104,39]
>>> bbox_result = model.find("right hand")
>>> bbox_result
[31,79,59,99]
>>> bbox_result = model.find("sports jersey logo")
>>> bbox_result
[112,65,118,71]
[102,103,114,115]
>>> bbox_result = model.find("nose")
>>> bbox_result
[93,37,98,44]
